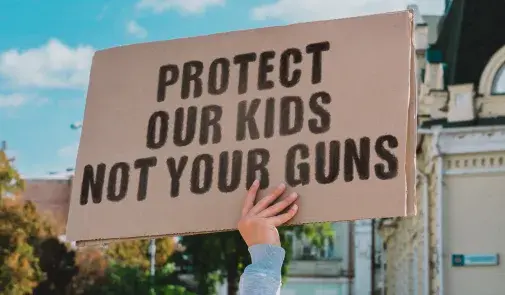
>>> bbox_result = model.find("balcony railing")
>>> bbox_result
[287,259,349,278]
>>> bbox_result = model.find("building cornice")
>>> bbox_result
[419,126,505,175]
[433,126,505,154]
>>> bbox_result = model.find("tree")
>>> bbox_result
[0,227,42,294]
[0,147,78,294]
[81,262,195,295]
[176,223,334,295]
[0,199,80,295]
[0,198,51,294]
[0,143,24,198]
[70,248,109,294]
[105,237,177,270]
[33,238,79,295]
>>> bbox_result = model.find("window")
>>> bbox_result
[491,62,505,94]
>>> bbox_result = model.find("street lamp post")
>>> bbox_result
[70,122,83,130]
[149,239,156,277]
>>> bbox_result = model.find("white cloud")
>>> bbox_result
[0,93,27,108]
[0,39,95,89]
[137,0,225,14]
[97,4,109,20]
[0,93,49,108]
[58,142,79,158]
[251,0,442,23]
[127,20,148,38]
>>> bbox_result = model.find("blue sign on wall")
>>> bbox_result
[451,254,499,267]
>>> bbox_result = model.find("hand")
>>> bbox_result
[238,180,299,247]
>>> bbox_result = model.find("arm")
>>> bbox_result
[237,180,298,295]
[239,244,285,295]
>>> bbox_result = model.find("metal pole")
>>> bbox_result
[149,238,156,277]
[370,219,376,295]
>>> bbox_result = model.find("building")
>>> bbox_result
[353,6,442,295]
[217,222,353,295]
[21,177,73,239]
[379,1,505,294]
[281,222,353,295]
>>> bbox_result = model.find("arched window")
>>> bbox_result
[491,62,505,94]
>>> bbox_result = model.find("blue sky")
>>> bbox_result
[0,0,443,178]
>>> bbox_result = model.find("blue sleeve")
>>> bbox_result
[239,244,285,295]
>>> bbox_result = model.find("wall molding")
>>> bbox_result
[444,167,505,175]
[438,127,505,155]
[285,277,351,284]
[444,154,505,175]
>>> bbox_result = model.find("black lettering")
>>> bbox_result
[208,58,230,95]
[374,135,399,180]
[80,163,106,205]
[199,105,223,145]
[308,91,331,134]
[157,64,179,102]
[173,106,197,147]
[107,162,130,202]
[285,144,309,187]
[218,151,242,193]
[166,156,188,198]
[344,137,371,182]
[234,53,257,94]
[280,96,304,136]
[306,41,330,84]
[181,61,204,99]
[134,157,158,201]
[264,97,275,138]
[279,48,302,88]
[246,148,270,189]
[146,111,169,149]
[190,154,213,194]
[315,141,340,184]
[258,50,275,90]
[236,99,261,141]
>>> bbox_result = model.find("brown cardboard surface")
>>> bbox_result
[66,10,417,244]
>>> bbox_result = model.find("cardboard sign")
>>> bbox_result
[66,10,417,245]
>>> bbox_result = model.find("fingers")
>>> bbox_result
[242,179,260,217]
[257,192,298,218]
[269,204,298,226]
[248,183,286,216]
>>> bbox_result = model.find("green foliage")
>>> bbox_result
[176,223,334,295]
[0,149,24,198]
[105,238,176,270]
[70,248,109,294]
[0,228,41,295]
[81,263,195,295]
[0,148,78,295]
[33,238,79,295]
[0,198,78,295]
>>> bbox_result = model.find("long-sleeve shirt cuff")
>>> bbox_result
[239,244,286,295]
[248,244,285,276]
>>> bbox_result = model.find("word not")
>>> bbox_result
[79,157,158,205]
